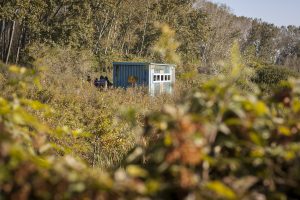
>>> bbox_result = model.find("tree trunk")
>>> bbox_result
[121,38,126,53]
[94,12,109,54]
[3,22,8,62]
[104,20,115,55]
[16,24,24,64]
[6,20,16,64]
[98,12,109,39]
[110,20,119,52]
[139,0,150,56]
[1,20,6,61]
[0,20,4,46]
[94,0,122,54]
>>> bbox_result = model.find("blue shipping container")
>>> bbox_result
[113,62,175,95]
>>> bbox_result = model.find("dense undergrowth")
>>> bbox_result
[1,41,300,199]
[0,55,176,169]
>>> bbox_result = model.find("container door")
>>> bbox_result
[149,67,155,96]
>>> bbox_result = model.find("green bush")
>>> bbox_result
[120,72,300,200]
[251,66,299,92]
[0,93,115,199]
[2,62,300,199]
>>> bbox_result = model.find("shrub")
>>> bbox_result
[2,57,300,199]
[120,71,300,200]
[251,66,299,92]
[0,91,117,199]
[114,45,300,199]
[0,56,175,169]
[2,39,300,199]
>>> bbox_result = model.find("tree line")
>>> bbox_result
[1,0,299,71]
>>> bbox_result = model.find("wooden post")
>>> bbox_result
[104,80,108,91]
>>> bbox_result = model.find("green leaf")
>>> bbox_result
[126,165,148,178]
[164,132,172,146]
[146,179,161,194]
[278,126,291,136]
[206,181,237,200]
[255,101,269,116]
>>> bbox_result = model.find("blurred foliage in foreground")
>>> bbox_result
[1,44,300,200]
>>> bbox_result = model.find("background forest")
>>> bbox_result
[1,0,300,71]
[1,0,300,200]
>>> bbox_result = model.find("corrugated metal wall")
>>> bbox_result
[113,62,149,88]
[113,62,175,95]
